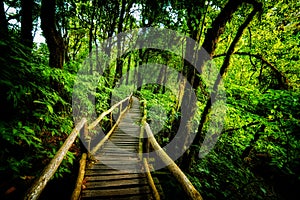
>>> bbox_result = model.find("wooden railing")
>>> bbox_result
[24,95,201,200]
[72,94,133,200]
[88,94,133,154]
[141,101,203,200]
[24,118,87,200]
[24,94,133,200]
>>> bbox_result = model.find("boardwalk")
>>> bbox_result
[24,95,202,200]
[81,97,153,199]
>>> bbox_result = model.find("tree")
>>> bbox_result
[0,0,8,39]
[40,0,65,69]
[20,0,33,48]
[180,0,263,170]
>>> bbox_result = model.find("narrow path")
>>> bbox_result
[81,97,153,199]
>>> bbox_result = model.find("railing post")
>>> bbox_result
[83,122,91,152]
[119,103,123,119]
[71,153,87,200]
[110,112,113,128]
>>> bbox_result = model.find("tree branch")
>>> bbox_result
[214,52,290,89]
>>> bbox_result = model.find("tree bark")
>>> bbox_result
[0,0,8,40]
[114,0,126,87]
[21,0,33,48]
[40,0,65,69]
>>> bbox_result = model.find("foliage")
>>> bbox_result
[0,38,77,180]
[189,86,300,199]
[0,0,299,199]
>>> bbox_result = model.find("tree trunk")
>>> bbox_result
[40,0,65,69]
[114,0,126,87]
[0,0,8,40]
[21,0,33,49]
[126,53,131,85]
[181,0,262,171]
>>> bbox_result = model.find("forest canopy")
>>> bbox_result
[0,0,299,199]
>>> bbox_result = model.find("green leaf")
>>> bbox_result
[47,104,54,114]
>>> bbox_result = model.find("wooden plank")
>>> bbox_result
[110,137,138,139]
[85,174,146,181]
[85,178,148,188]
[103,144,138,148]
[95,154,138,158]
[94,160,138,164]
[104,145,138,148]
[94,157,139,161]
[109,137,138,140]
[89,164,141,170]
[108,142,138,145]
[88,164,142,169]
[81,185,151,198]
[81,193,152,200]
[103,149,137,152]
[105,147,138,150]
[95,155,138,159]
[99,151,137,155]
[102,149,137,152]
[85,170,140,176]
[96,161,141,166]
[107,143,138,146]
[108,141,138,144]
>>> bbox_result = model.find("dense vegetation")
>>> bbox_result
[0,0,299,199]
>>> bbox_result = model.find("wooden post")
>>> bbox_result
[119,103,123,118]
[110,112,113,128]
[83,122,91,152]
[24,118,87,200]
[144,158,160,200]
[142,101,150,156]
[144,123,203,200]
[71,153,87,200]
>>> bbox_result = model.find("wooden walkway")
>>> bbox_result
[81,97,153,199]
[24,95,202,200]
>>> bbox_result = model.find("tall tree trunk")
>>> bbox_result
[195,1,262,153]
[181,0,262,171]
[88,15,95,73]
[126,53,131,85]
[40,0,65,69]
[114,0,126,87]
[21,0,33,49]
[0,0,8,40]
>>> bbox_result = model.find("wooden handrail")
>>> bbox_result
[88,94,132,129]
[90,103,131,154]
[144,123,203,200]
[25,95,133,200]
[24,118,87,200]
